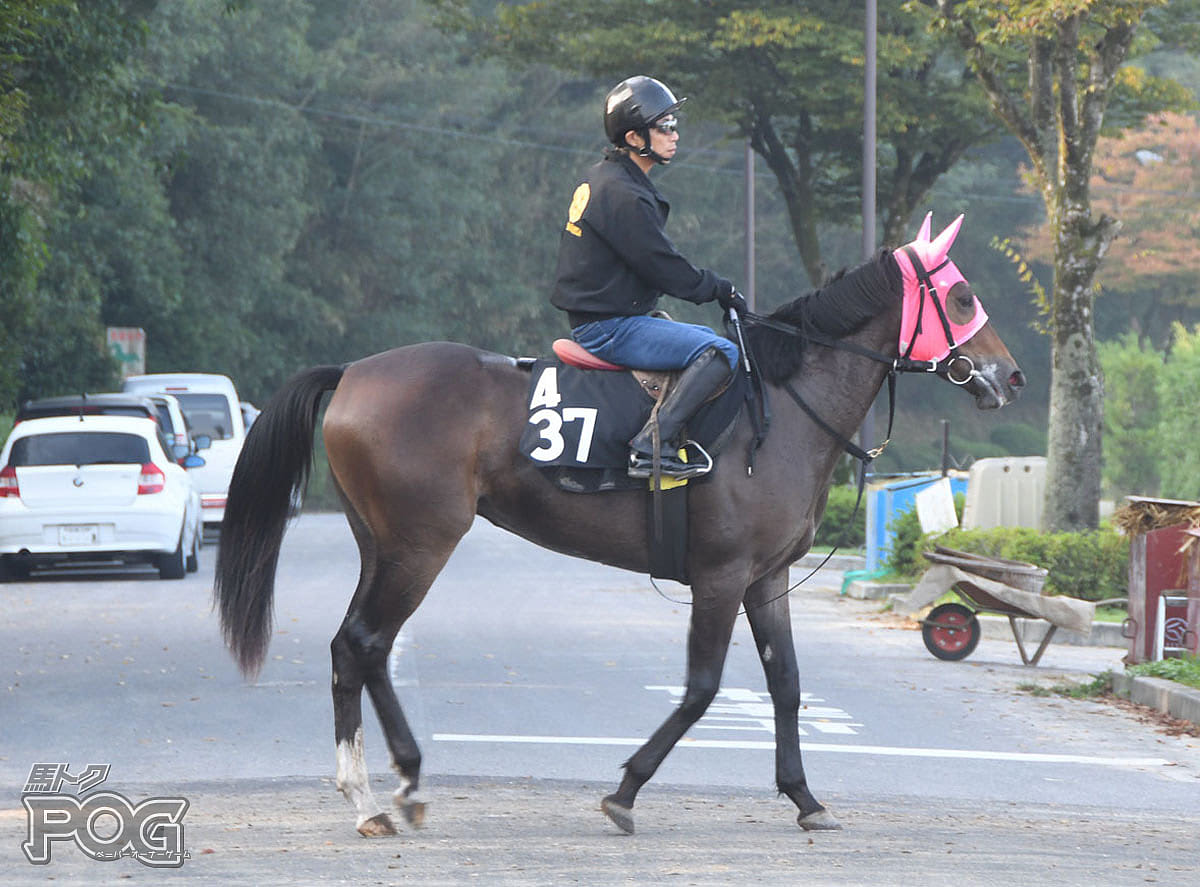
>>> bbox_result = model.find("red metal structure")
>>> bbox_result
[1122,497,1200,663]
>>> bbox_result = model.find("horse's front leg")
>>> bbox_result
[601,584,741,834]
[744,570,841,830]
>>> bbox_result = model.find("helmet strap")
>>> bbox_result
[632,127,671,166]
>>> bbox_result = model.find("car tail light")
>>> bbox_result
[137,463,165,495]
[0,464,18,498]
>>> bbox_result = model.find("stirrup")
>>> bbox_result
[627,441,713,480]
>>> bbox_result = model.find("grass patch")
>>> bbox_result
[1017,672,1114,699]
[1127,655,1200,691]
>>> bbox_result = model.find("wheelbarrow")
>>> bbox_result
[906,547,1096,666]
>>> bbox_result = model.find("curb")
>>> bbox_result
[1111,672,1200,729]
[796,552,866,572]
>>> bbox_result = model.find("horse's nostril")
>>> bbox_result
[1009,370,1026,390]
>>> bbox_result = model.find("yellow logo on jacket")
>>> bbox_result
[565,183,589,237]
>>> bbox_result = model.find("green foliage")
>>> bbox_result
[1018,672,1114,698]
[1098,332,1163,498]
[0,1,164,405]
[922,0,1200,533]
[813,484,866,549]
[1157,322,1200,500]
[926,525,1130,602]
[1127,655,1200,691]
[883,506,926,579]
[453,0,1004,282]
[881,504,1130,601]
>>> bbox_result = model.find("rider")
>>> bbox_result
[550,75,746,479]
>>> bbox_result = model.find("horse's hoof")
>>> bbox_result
[396,794,427,829]
[797,808,843,831]
[357,812,398,837]
[601,795,635,834]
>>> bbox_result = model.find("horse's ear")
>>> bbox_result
[916,212,933,243]
[929,214,965,259]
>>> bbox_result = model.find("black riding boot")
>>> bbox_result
[628,346,733,479]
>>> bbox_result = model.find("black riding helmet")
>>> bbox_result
[603,75,686,165]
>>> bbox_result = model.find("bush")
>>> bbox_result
[891,524,1130,602]
[883,506,926,578]
[814,483,866,548]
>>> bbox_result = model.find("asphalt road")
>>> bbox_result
[2,512,1198,886]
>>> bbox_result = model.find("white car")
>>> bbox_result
[0,415,203,580]
[122,373,246,527]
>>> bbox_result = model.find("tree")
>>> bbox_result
[0,1,165,407]
[1017,111,1200,348]
[1096,332,1162,498]
[1157,322,1200,500]
[435,0,1004,285]
[925,0,1198,531]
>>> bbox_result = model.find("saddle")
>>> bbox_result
[552,338,673,403]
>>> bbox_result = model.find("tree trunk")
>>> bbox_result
[1043,206,1109,531]
[1043,276,1104,531]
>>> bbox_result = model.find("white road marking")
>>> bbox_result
[646,685,864,736]
[429,733,1170,768]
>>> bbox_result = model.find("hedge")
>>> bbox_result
[814,483,867,548]
[885,516,1130,603]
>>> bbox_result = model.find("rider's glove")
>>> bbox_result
[718,288,748,315]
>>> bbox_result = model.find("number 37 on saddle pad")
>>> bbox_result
[517,359,744,477]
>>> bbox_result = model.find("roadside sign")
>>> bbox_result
[106,327,146,378]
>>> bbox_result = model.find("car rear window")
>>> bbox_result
[7,432,152,467]
[172,393,235,440]
[152,404,175,432]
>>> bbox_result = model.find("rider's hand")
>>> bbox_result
[718,288,748,315]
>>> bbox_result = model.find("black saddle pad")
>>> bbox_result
[518,360,745,489]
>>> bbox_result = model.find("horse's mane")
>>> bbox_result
[743,249,900,384]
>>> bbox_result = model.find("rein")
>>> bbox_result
[729,254,976,611]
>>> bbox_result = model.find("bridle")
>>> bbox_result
[738,245,984,468]
[724,249,988,606]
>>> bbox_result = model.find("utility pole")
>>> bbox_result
[859,0,878,469]
[744,141,756,311]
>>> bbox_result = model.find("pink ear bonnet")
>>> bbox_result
[893,213,988,362]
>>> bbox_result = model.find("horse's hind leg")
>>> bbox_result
[743,570,841,831]
[331,497,467,837]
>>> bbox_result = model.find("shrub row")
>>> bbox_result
[885,513,1130,603]
[814,484,867,548]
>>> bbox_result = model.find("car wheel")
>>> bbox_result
[185,527,200,573]
[159,536,187,580]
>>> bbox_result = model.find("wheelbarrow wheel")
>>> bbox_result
[922,602,981,661]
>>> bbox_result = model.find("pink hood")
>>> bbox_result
[894,213,987,362]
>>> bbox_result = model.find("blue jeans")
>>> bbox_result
[571,314,739,372]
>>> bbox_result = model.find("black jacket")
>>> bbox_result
[550,151,731,327]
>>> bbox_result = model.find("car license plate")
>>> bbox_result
[59,524,99,546]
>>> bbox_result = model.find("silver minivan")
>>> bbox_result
[122,373,245,527]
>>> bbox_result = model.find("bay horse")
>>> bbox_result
[214,214,1024,837]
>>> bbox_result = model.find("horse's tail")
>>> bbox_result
[214,364,345,677]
